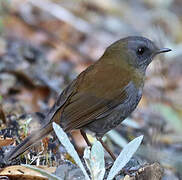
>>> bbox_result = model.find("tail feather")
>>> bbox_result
[5,88,67,162]
[5,123,53,161]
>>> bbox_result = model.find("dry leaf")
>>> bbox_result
[0,136,14,147]
[0,165,56,180]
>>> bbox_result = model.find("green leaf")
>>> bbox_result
[123,118,140,129]
[0,95,3,102]
[154,104,182,133]
[22,164,61,180]
[107,135,143,180]
[106,130,128,148]
[53,122,90,180]
[84,140,105,180]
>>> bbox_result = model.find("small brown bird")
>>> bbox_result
[6,36,171,161]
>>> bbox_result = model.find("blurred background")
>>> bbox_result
[0,0,182,179]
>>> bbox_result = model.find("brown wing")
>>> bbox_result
[59,61,132,132]
[62,88,128,132]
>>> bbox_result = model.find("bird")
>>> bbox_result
[5,36,171,161]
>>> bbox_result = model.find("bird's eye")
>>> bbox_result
[137,47,145,55]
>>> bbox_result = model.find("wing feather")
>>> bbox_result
[62,88,127,131]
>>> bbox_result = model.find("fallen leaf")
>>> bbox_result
[0,165,52,180]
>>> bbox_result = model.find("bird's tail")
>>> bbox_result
[5,122,53,162]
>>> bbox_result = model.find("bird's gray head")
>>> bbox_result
[124,36,171,71]
[106,36,171,73]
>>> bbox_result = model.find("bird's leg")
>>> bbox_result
[96,137,116,161]
[80,130,116,161]
[80,130,92,147]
